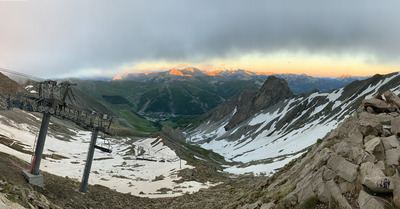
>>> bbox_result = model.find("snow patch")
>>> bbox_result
[0,112,216,198]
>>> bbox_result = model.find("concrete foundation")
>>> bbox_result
[22,170,44,187]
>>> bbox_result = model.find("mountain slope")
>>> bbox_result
[185,72,400,174]
[0,72,28,96]
[231,90,400,208]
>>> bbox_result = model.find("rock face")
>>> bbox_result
[358,190,385,209]
[392,117,400,137]
[235,90,400,208]
[326,153,358,182]
[223,76,294,130]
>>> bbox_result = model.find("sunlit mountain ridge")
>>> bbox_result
[112,67,367,81]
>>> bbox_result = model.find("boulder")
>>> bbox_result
[375,161,385,171]
[328,117,358,139]
[364,137,385,161]
[350,146,368,165]
[325,180,352,209]
[360,162,393,193]
[363,176,393,193]
[381,135,399,151]
[385,148,400,166]
[332,141,351,158]
[375,113,397,123]
[364,137,381,154]
[384,90,400,108]
[360,162,385,180]
[364,135,376,144]
[309,148,333,170]
[393,172,400,208]
[326,153,358,182]
[311,167,331,203]
[321,166,336,181]
[362,154,376,164]
[358,190,385,209]
[295,173,315,203]
[358,112,383,137]
[392,117,400,137]
[363,98,395,112]
[345,128,364,146]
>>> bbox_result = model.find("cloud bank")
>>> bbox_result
[0,0,399,78]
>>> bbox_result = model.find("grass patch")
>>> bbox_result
[2,179,30,208]
[6,194,18,203]
[316,138,323,144]
[295,196,320,209]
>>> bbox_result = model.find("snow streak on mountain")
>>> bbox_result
[185,72,400,174]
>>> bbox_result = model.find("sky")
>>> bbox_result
[0,0,400,79]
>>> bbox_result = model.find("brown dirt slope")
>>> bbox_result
[0,72,27,97]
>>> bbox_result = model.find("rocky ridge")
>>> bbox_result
[234,90,400,208]
[217,76,294,131]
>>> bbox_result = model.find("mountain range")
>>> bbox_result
[1,69,400,208]
[68,68,367,132]
[113,67,367,95]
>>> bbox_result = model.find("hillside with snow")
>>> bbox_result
[185,72,400,175]
[0,109,217,198]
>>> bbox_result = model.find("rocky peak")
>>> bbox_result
[224,76,294,130]
[253,76,294,112]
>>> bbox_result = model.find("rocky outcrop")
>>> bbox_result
[0,192,25,209]
[326,153,358,182]
[358,190,385,209]
[392,117,400,137]
[0,179,60,209]
[224,76,294,130]
[236,90,400,208]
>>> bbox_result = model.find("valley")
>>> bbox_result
[68,68,365,134]
[0,69,399,208]
[2,1,400,208]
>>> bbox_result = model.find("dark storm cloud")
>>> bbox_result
[0,0,399,78]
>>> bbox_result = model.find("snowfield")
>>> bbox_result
[0,112,217,198]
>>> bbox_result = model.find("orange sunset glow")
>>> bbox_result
[117,53,399,78]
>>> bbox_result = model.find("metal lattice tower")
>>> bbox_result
[0,78,113,192]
